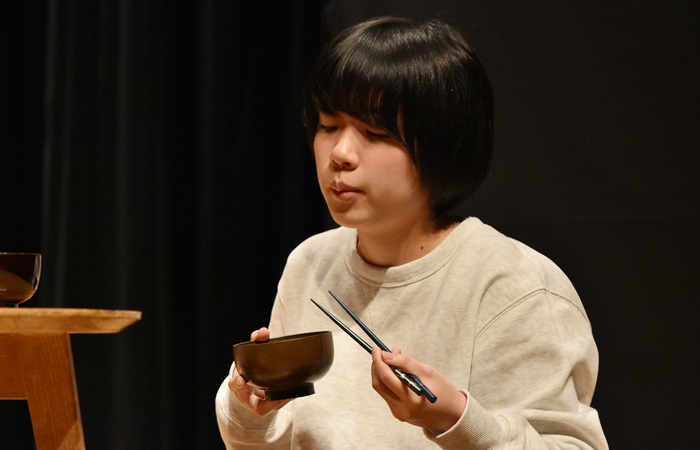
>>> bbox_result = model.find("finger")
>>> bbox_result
[250,386,264,397]
[380,347,429,379]
[229,367,247,385]
[371,346,408,400]
[250,327,270,342]
[240,382,293,415]
[228,372,251,393]
[249,395,293,415]
[228,376,256,406]
[371,366,402,402]
[229,373,294,415]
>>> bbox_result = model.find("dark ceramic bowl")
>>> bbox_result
[0,253,42,307]
[233,331,334,400]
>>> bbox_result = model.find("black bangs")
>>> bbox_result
[304,18,419,154]
[315,62,405,144]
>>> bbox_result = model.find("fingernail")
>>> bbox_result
[235,376,245,386]
[382,351,394,361]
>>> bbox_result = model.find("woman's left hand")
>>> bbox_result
[371,346,467,433]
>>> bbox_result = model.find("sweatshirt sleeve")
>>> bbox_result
[215,365,294,449]
[427,289,608,450]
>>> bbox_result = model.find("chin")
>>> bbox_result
[327,214,354,229]
[326,209,364,230]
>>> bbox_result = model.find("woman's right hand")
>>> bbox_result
[228,327,294,415]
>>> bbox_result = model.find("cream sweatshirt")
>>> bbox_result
[216,218,608,449]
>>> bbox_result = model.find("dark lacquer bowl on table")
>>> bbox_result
[233,330,334,400]
[0,253,42,307]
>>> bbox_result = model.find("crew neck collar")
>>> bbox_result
[343,217,480,287]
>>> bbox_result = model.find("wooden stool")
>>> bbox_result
[0,308,141,450]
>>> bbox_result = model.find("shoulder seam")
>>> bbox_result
[474,288,590,341]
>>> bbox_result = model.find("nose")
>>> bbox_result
[329,128,360,171]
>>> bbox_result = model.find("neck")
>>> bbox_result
[356,219,459,267]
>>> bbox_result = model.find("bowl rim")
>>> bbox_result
[233,330,331,349]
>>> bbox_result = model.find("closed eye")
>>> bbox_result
[367,130,391,139]
[318,124,338,132]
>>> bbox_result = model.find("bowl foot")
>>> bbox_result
[265,383,315,401]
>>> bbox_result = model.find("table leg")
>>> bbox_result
[0,334,25,398]
[18,334,86,450]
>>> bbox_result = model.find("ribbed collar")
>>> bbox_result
[343,217,480,287]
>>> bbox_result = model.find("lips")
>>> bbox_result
[330,181,360,201]
[330,180,358,191]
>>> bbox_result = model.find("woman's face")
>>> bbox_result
[313,111,432,237]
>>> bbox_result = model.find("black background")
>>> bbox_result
[2,1,699,449]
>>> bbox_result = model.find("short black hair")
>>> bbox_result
[304,16,494,219]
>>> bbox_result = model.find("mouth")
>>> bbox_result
[329,182,361,201]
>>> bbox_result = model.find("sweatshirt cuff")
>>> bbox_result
[215,376,279,434]
[424,390,509,449]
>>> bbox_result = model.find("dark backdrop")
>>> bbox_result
[2,1,699,449]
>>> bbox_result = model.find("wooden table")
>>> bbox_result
[0,308,141,450]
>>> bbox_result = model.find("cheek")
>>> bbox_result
[313,136,332,163]
[312,142,326,171]
[313,143,333,191]
[372,152,420,186]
